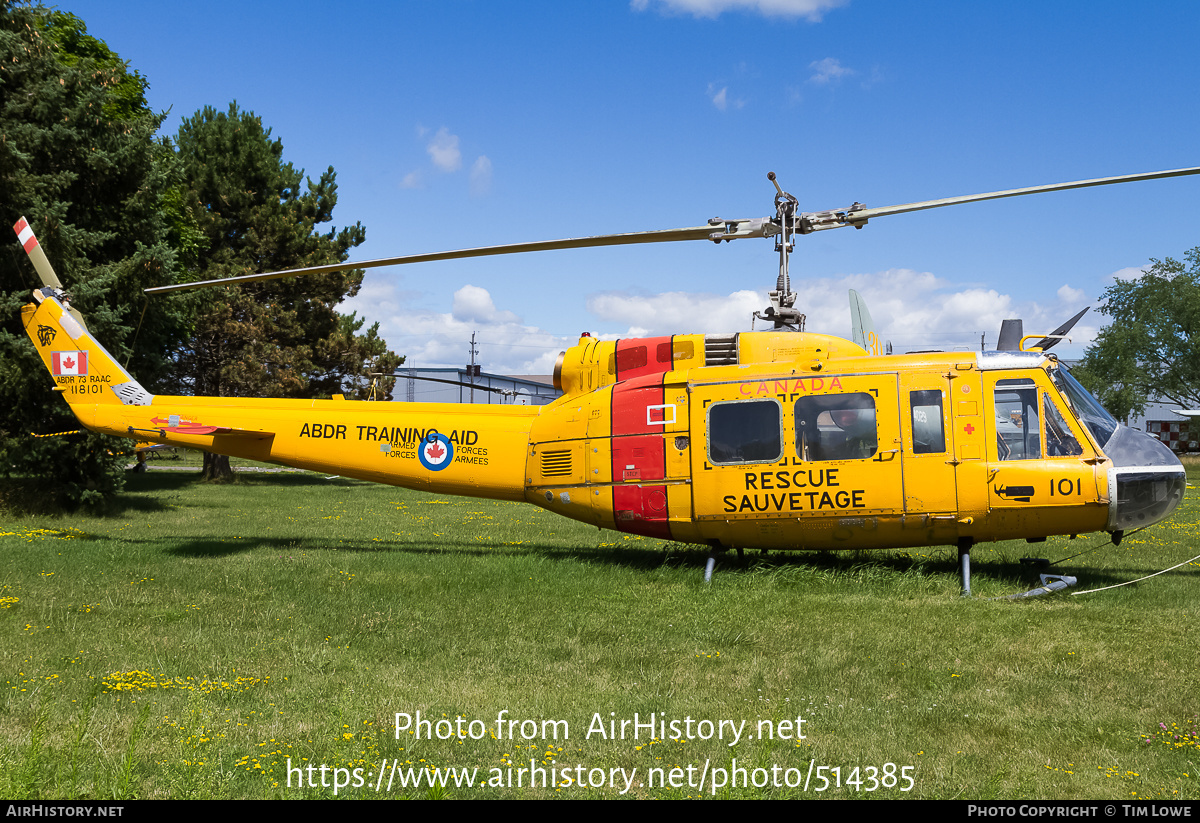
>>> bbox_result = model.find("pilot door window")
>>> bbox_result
[909,389,946,454]
[794,393,878,461]
[994,378,1042,460]
[707,399,782,465]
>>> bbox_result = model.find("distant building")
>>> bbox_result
[1135,402,1199,453]
[394,368,560,406]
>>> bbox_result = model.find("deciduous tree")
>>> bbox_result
[1075,248,1200,421]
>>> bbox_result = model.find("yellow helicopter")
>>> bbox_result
[13,168,1198,590]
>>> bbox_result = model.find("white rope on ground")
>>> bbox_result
[1070,552,1200,595]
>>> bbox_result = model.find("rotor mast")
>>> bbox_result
[753,171,806,331]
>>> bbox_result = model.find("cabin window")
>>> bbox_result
[994,378,1041,460]
[794,393,878,461]
[910,389,946,454]
[1043,394,1083,457]
[707,400,782,465]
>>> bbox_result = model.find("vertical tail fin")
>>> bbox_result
[21,291,154,407]
[849,289,884,355]
[15,218,154,408]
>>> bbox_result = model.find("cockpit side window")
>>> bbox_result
[994,378,1041,460]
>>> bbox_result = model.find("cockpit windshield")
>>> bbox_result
[1051,364,1119,448]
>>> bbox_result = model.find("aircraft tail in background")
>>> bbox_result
[849,289,886,355]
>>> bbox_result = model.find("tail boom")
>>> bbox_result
[22,293,535,500]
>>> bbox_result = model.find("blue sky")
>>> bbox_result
[58,0,1200,375]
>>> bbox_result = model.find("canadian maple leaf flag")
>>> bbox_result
[52,351,88,376]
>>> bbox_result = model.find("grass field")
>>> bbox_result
[1,458,1198,799]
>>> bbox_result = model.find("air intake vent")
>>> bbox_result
[705,333,738,366]
[540,450,572,477]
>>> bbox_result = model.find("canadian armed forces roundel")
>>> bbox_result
[418,433,455,471]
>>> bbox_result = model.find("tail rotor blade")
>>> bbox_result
[13,217,89,331]
[13,217,63,290]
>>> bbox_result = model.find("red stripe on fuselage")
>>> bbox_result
[610,370,671,539]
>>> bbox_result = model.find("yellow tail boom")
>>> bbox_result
[21,291,536,500]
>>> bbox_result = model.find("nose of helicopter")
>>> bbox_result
[1102,424,1187,532]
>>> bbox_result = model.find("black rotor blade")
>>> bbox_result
[1033,306,1090,351]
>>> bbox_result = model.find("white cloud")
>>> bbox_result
[452,284,518,324]
[1056,284,1087,304]
[860,65,885,89]
[811,270,1097,354]
[1110,265,1149,282]
[585,269,1100,355]
[808,57,854,84]
[342,268,1103,380]
[469,155,493,197]
[426,127,462,172]
[404,127,490,194]
[632,0,848,21]
[589,289,765,336]
[342,282,571,375]
[706,82,746,111]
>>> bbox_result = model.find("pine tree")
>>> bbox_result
[169,103,402,479]
[0,2,186,509]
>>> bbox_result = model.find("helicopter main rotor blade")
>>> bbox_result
[1033,306,1090,351]
[807,166,1200,231]
[143,222,767,295]
[143,165,1200,295]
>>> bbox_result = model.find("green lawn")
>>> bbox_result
[1,461,1197,799]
